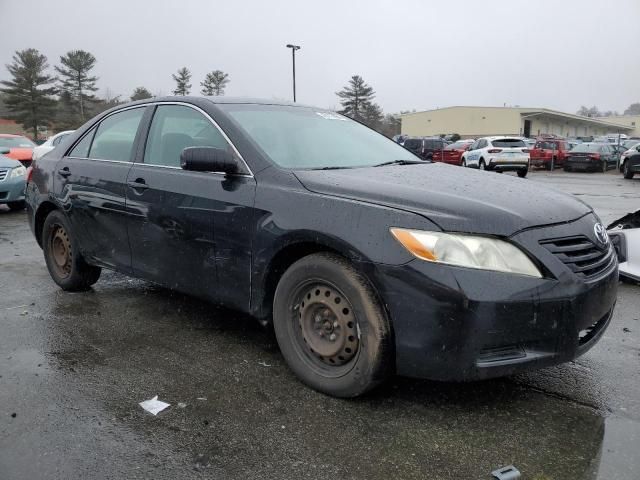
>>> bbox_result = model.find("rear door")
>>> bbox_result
[54,106,147,271]
[126,103,257,308]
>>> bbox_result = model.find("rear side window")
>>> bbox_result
[403,139,422,150]
[144,105,229,167]
[88,108,145,162]
[491,139,525,148]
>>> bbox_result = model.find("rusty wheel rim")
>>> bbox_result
[50,225,72,279]
[296,283,360,368]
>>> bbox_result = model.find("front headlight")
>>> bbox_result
[390,228,542,278]
[10,165,26,179]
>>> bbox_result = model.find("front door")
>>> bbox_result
[54,107,147,272]
[126,104,256,308]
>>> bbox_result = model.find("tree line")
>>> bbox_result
[0,48,231,139]
[576,104,640,118]
[1,47,404,140]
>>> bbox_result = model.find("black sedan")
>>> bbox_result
[26,97,618,397]
[564,142,617,172]
[623,148,640,179]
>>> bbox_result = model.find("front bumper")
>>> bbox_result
[0,176,26,203]
[372,214,618,381]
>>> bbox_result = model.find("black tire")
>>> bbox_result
[42,210,101,291]
[623,162,635,179]
[273,253,393,397]
[461,158,467,168]
[564,165,571,172]
[479,159,486,170]
[7,200,26,211]
[517,168,528,178]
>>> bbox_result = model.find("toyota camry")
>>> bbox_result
[25,97,618,397]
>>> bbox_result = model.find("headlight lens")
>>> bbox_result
[390,228,542,278]
[10,165,26,179]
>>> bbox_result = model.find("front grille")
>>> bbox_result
[540,235,614,279]
[0,168,8,181]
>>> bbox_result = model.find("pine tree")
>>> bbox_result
[55,50,99,122]
[362,103,383,130]
[336,75,376,122]
[201,70,230,96]
[172,67,192,96]
[131,86,153,101]
[0,49,56,140]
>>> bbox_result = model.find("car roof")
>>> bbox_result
[130,95,315,108]
[0,134,24,138]
[480,136,524,141]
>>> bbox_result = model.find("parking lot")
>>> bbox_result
[1,170,639,480]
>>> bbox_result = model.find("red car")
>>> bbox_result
[0,134,36,167]
[529,137,571,169]
[432,139,474,165]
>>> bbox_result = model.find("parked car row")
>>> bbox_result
[400,132,639,179]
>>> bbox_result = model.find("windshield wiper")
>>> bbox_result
[312,166,355,170]
[372,159,426,167]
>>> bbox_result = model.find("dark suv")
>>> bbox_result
[403,137,446,160]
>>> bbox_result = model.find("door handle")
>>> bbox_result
[57,167,71,178]
[127,178,149,190]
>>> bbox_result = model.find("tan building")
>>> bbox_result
[603,114,640,138]
[401,106,633,139]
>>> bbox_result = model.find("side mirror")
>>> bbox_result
[180,147,239,174]
[0,147,9,155]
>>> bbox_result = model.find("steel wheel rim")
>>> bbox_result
[50,225,72,278]
[290,280,360,375]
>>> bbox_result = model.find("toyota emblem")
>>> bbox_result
[593,223,609,246]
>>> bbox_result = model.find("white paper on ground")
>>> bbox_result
[139,395,170,415]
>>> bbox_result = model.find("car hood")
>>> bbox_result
[0,155,22,169]
[293,163,592,236]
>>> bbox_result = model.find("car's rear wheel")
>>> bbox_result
[517,168,528,178]
[42,210,101,291]
[479,159,486,170]
[623,162,635,179]
[273,253,392,397]
[7,200,26,211]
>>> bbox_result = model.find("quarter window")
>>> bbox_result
[144,105,230,167]
[69,129,95,158]
[88,108,145,162]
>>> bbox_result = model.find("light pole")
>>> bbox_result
[286,44,301,102]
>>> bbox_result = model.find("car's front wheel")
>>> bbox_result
[479,159,486,170]
[42,210,102,291]
[623,162,635,179]
[273,253,393,397]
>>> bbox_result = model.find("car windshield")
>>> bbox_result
[221,104,420,169]
[445,141,470,150]
[491,138,525,148]
[571,143,602,153]
[0,136,36,148]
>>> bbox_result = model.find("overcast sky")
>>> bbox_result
[1,0,638,115]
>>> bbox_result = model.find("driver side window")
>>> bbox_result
[144,105,230,168]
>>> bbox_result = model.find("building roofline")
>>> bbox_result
[400,106,633,130]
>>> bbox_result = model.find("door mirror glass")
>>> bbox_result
[180,146,239,174]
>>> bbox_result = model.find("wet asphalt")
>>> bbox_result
[1,170,639,480]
